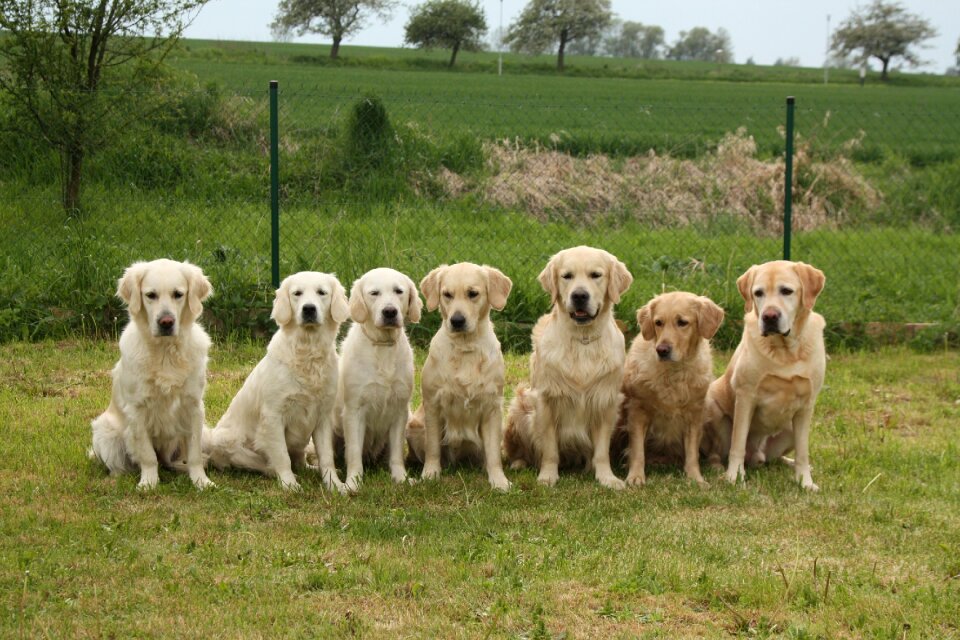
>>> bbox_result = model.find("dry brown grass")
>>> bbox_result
[441,129,881,233]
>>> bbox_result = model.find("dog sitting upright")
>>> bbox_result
[704,260,826,490]
[618,292,724,487]
[406,262,513,491]
[89,259,214,490]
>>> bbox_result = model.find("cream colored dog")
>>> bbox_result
[619,292,724,487]
[504,246,633,489]
[406,262,513,491]
[89,259,214,490]
[335,268,422,492]
[704,260,826,490]
[203,272,349,492]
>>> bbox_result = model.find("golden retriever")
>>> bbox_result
[203,272,349,492]
[703,260,826,490]
[618,292,724,487]
[335,268,422,492]
[405,262,513,491]
[89,259,214,490]
[504,246,633,489]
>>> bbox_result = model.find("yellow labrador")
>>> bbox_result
[406,262,513,491]
[335,268,422,492]
[203,272,349,492]
[704,260,826,490]
[619,292,724,487]
[89,259,214,490]
[504,246,633,489]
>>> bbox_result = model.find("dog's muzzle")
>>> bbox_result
[568,289,596,324]
[449,311,467,332]
[656,343,673,361]
[156,312,176,336]
[380,306,399,327]
[301,304,319,325]
[760,309,788,337]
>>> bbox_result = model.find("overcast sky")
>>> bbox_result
[184,0,960,73]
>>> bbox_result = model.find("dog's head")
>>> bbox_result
[737,261,825,337]
[349,268,422,329]
[637,292,724,362]
[271,271,349,330]
[538,246,632,326]
[117,259,212,338]
[420,262,511,335]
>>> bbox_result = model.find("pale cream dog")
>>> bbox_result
[504,246,633,489]
[335,268,422,492]
[619,292,724,487]
[203,272,349,492]
[704,260,826,490]
[406,262,513,491]
[89,259,214,490]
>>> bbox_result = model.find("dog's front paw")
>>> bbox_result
[626,472,646,487]
[390,468,409,485]
[598,474,626,491]
[724,461,745,485]
[345,474,363,494]
[537,469,559,487]
[421,463,442,481]
[798,473,820,492]
[137,469,159,491]
[279,474,302,492]
[488,472,512,492]
[192,473,215,490]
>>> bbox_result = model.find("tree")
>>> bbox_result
[404,0,487,68]
[271,0,396,60]
[667,27,733,63]
[830,0,937,81]
[504,0,612,71]
[605,21,664,59]
[0,0,208,215]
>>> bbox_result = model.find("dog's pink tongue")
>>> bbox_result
[574,310,588,317]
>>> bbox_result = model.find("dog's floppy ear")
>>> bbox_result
[271,276,293,327]
[182,262,212,321]
[794,262,825,312]
[637,301,656,341]
[485,266,512,311]
[606,252,633,305]
[405,274,423,323]
[537,256,559,304]
[349,276,368,324]
[737,265,757,313]
[420,266,446,312]
[696,296,725,340]
[330,278,350,324]
[116,262,148,317]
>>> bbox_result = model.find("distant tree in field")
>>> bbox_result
[774,56,801,67]
[0,0,208,215]
[271,0,397,60]
[830,0,937,81]
[949,37,960,75]
[404,0,487,68]
[504,0,613,71]
[667,27,733,63]
[605,21,664,59]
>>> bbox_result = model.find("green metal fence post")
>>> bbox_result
[270,80,280,289]
[783,95,795,261]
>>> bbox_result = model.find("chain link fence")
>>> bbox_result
[1,80,958,348]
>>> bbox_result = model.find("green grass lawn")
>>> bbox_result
[1,339,958,637]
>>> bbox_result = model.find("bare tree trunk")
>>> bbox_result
[557,29,568,71]
[331,35,342,59]
[448,41,460,68]
[880,57,890,81]
[62,144,84,215]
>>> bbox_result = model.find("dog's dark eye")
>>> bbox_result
[394,287,403,295]
[293,290,302,297]
[590,271,602,279]
[442,291,453,300]
[317,289,327,296]
[677,318,689,327]
[780,287,794,296]
[370,290,380,297]
[145,292,158,300]
[561,272,573,280]
[467,290,479,299]
[172,291,184,300]
[654,319,663,327]
[754,289,764,298]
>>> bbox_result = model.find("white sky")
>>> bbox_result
[184,0,960,73]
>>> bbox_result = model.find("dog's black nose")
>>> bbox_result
[656,344,672,360]
[450,312,467,331]
[382,306,398,320]
[571,289,590,309]
[302,304,317,320]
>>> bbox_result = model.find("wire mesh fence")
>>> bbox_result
[1,80,958,348]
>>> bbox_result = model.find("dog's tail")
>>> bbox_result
[405,405,426,465]
[504,384,537,470]
[89,407,136,475]
[201,425,271,474]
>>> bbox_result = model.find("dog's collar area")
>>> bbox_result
[361,325,397,347]
[575,333,601,345]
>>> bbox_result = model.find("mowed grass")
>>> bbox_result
[1,339,958,637]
